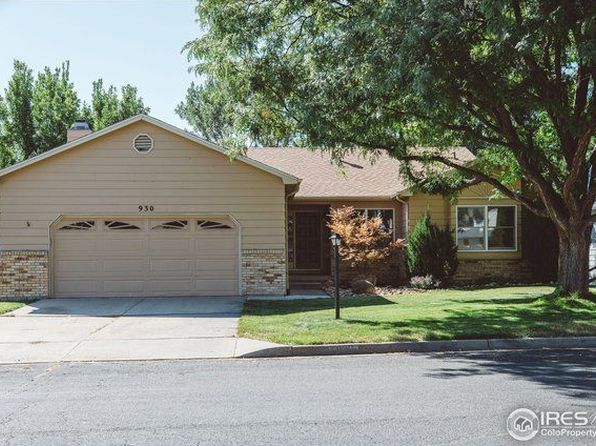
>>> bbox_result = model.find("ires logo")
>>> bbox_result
[507,408,596,441]
[507,409,539,441]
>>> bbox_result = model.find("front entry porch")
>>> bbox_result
[287,205,331,291]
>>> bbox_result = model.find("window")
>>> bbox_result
[58,221,95,231]
[197,220,232,230]
[355,209,395,238]
[105,221,141,230]
[151,220,188,230]
[456,205,516,251]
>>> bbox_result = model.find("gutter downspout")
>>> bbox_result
[394,195,409,240]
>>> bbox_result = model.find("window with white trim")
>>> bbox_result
[197,220,232,230]
[355,209,395,238]
[456,205,516,251]
[58,221,95,231]
[105,221,141,230]
[151,220,188,230]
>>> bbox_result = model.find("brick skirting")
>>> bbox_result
[453,259,534,284]
[0,250,49,300]
[241,249,287,295]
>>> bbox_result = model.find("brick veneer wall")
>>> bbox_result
[453,259,534,284]
[241,249,287,295]
[0,250,49,300]
[333,250,409,287]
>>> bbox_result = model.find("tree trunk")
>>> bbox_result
[557,224,592,297]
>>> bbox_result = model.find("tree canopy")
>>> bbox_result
[0,60,150,166]
[184,0,595,295]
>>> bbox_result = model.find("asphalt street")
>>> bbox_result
[0,349,594,445]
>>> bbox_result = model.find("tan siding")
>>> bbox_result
[407,193,450,232]
[0,121,286,251]
[407,186,521,260]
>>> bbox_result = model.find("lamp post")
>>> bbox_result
[330,233,341,319]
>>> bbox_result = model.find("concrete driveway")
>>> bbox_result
[0,297,277,363]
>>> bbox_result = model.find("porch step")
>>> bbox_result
[289,274,329,290]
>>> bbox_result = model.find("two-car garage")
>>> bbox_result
[0,115,296,300]
[52,216,239,298]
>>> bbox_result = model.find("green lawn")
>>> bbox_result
[0,301,25,315]
[238,286,596,345]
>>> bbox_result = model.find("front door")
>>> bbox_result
[294,212,322,270]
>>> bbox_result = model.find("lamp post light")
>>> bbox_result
[330,233,342,319]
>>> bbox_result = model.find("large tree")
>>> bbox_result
[0,61,150,167]
[184,0,596,296]
[32,61,80,154]
[81,80,150,131]
[0,61,36,161]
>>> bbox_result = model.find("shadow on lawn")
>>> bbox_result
[243,295,394,316]
[344,297,595,340]
[422,349,596,400]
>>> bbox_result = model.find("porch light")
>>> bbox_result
[330,233,342,247]
[330,232,341,319]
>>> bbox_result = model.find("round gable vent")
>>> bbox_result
[133,134,153,153]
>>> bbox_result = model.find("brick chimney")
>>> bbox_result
[67,120,92,142]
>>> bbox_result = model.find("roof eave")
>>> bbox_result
[0,114,301,185]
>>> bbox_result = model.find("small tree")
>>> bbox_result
[328,206,404,284]
[406,213,458,283]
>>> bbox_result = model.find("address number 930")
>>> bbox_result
[138,205,155,212]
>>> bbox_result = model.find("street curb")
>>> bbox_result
[239,336,596,358]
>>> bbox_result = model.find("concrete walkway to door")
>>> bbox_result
[0,297,279,364]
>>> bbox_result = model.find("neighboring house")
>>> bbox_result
[0,115,532,300]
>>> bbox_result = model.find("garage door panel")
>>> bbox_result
[194,237,236,251]
[150,259,193,274]
[55,238,99,253]
[53,217,239,297]
[195,279,237,293]
[103,280,145,294]
[55,279,99,295]
[102,258,146,274]
[149,279,194,293]
[195,259,237,273]
[55,260,99,277]
[101,238,145,254]
[148,237,193,254]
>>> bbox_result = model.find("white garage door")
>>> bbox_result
[52,217,239,297]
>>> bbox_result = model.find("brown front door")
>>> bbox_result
[295,212,322,270]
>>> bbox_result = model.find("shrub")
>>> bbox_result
[406,212,458,282]
[409,275,441,289]
[328,206,405,283]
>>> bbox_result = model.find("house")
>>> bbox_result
[0,115,535,300]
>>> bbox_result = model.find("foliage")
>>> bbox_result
[327,206,404,282]
[410,275,442,290]
[406,213,458,281]
[81,80,150,131]
[31,62,80,155]
[176,79,294,148]
[0,61,35,163]
[185,0,596,294]
[0,60,150,167]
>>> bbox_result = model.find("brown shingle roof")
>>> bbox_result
[246,147,473,199]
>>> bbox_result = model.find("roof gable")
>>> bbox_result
[0,115,300,185]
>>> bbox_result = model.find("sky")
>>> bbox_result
[0,0,200,129]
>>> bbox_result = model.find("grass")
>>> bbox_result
[0,301,25,315]
[238,286,596,345]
